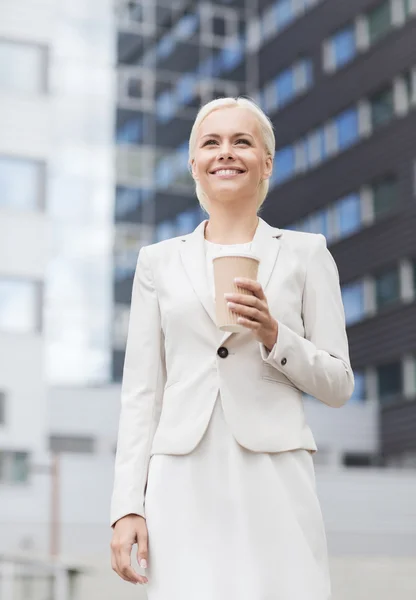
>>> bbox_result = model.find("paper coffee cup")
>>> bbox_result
[212,252,260,332]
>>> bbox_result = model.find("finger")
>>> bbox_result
[117,546,142,584]
[236,316,261,330]
[227,302,266,323]
[225,293,259,307]
[234,278,266,300]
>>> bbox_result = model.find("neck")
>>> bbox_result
[204,213,259,244]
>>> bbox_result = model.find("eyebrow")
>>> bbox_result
[200,132,254,139]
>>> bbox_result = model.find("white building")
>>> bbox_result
[0,0,115,568]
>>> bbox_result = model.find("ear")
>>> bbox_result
[190,159,198,181]
[262,155,273,180]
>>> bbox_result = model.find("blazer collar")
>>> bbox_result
[179,216,283,347]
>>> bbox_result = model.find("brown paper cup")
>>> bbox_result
[212,253,260,332]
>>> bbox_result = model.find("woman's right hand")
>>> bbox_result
[110,514,149,585]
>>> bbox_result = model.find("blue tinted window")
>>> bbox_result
[116,118,143,144]
[157,35,174,59]
[274,146,295,184]
[220,38,244,72]
[308,210,329,237]
[275,0,294,31]
[0,279,39,333]
[176,73,195,105]
[336,193,361,237]
[276,68,295,107]
[174,14,199,41]
[176,208,199,235]
[332,25,356,69]
[155,220,176,242]
[305,128,326,166]
[350,370,366,402]
[175,141,189,174]
[0,156,42,209]
[155,158,173,188]
[156,91,175,123]
[341,281,365,325]
[198,55,214,77]
[115,187,143,218]
[336,107,359,149]
[303,58,314,88]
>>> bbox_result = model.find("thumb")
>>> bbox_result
[136,525,148,569]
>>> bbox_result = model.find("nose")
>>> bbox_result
[217,142,235,160]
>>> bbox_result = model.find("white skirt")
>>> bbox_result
[144,393,331,600]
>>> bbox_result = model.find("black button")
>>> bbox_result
[281,358,287,366]
[217,347,229,359]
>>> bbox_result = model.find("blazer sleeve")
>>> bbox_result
[259,233,354,408]
[110,246,166,527]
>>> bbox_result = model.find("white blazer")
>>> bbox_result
[110,217,354,526]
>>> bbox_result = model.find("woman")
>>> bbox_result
[110,97,354,599]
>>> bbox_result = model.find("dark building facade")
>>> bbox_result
[113,0,416,465]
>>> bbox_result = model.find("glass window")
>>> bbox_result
[375,268,400,309]
[220,37,244,72]
[0,40,47,94]
[174,13,199,41]
[156,91,176,123]
[377,361,402,405]
[115,187,143,220]
[305,128,326,166]
[274,146,296,184]
[176,73,196,105]
[155,220,176,242]
[155,157,174,188]
[367,1,392,45]
[116,116,143,145]
[372,176,398,217]
[403,69,415,105]
[0,156,44,210]
[276,68,295,107]
[336,193,362,238]
[307,210,329,237]
[331,25,357,69]
[275,0,295,32]
[404,0,412,18]
[303,58,314,89]
[335,107,359,150]
[341,281,365,325]
[0,451,29,483]
[176,208,199,235]
[157,34,175,59]
[370,86,394,129]
[350,370,367,402]
[0,279,40,333]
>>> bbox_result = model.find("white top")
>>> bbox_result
[204,239,252,297]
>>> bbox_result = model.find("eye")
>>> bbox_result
[236,138,251,145]
[202,139,218,146]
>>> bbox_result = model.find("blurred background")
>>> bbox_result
[0,0,416,598]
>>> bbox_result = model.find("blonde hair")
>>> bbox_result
[188,96,275,214]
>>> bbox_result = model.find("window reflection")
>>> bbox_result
[0,40,47,94]
[336,193,361,237]
[0,156,44,210]
[341,281,365,325]
[0,279,40,334]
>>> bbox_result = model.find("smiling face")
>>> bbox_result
[190,106,273,210]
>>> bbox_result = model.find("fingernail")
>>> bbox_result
[140,558,147,569]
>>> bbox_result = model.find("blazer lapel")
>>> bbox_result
[179,217,283,346]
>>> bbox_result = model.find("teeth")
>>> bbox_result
[214,169,243,175]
